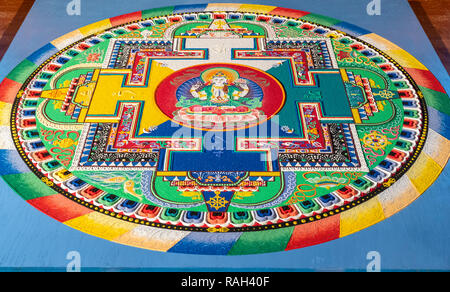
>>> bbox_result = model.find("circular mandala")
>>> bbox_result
[0,4,449,255]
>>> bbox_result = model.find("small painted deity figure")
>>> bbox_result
[190,69,249,104]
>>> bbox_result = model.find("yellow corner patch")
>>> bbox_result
[78,19,112,36]
[360,33,427,70]
[64,212,135,241]
[340,197,385,237]
[237,4,277,13]
[407,152,443,194]
[386,49,427,70]
[0,102,12,126]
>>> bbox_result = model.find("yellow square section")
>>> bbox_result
[82,62,173,134]
[78,19,112,36]
[238,4,277,13]
[64,212,134,241]
[340,197,385,237]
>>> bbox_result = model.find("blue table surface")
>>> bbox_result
[0,0,448,271]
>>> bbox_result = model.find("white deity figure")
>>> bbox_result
[190,69,249,104]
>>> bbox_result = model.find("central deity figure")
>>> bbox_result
[171,65,267,130]
[189,68,249,104]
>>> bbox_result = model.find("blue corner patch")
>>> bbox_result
[0,150,32,176]
[428,106,450,139]
[168,232,242,255]
[332,21,371,37]
[173,4,208,14]
[26,43,59,65]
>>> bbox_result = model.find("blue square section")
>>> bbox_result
[332,21,372,37]
[173,4,208,13]
[428,106,450,139]
[26,43,59,65]
[168,232,242,255]
[0,150,31,176]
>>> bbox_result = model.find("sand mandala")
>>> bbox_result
[0,4,448,255]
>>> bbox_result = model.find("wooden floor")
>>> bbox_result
[0,0,34,61]
[0,0,448,73]
[409,0,450,73]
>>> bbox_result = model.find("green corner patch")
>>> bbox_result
[228,227,294,255]
[6,59,39,84]
[2,172,56,201]
[142,7,175,19]
[420,85,450,116]
[299,13,341,27]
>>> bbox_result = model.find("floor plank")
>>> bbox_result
[0,0,35,61]
[409,0,450,73]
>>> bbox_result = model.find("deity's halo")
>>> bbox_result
[200,67,240,84]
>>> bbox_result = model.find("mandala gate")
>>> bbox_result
[0,4,449,255]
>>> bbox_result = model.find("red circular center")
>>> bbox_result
[155,63,285,130]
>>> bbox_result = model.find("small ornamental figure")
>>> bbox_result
[189,68,249,104]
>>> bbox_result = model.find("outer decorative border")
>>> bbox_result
[0,3,449,255]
